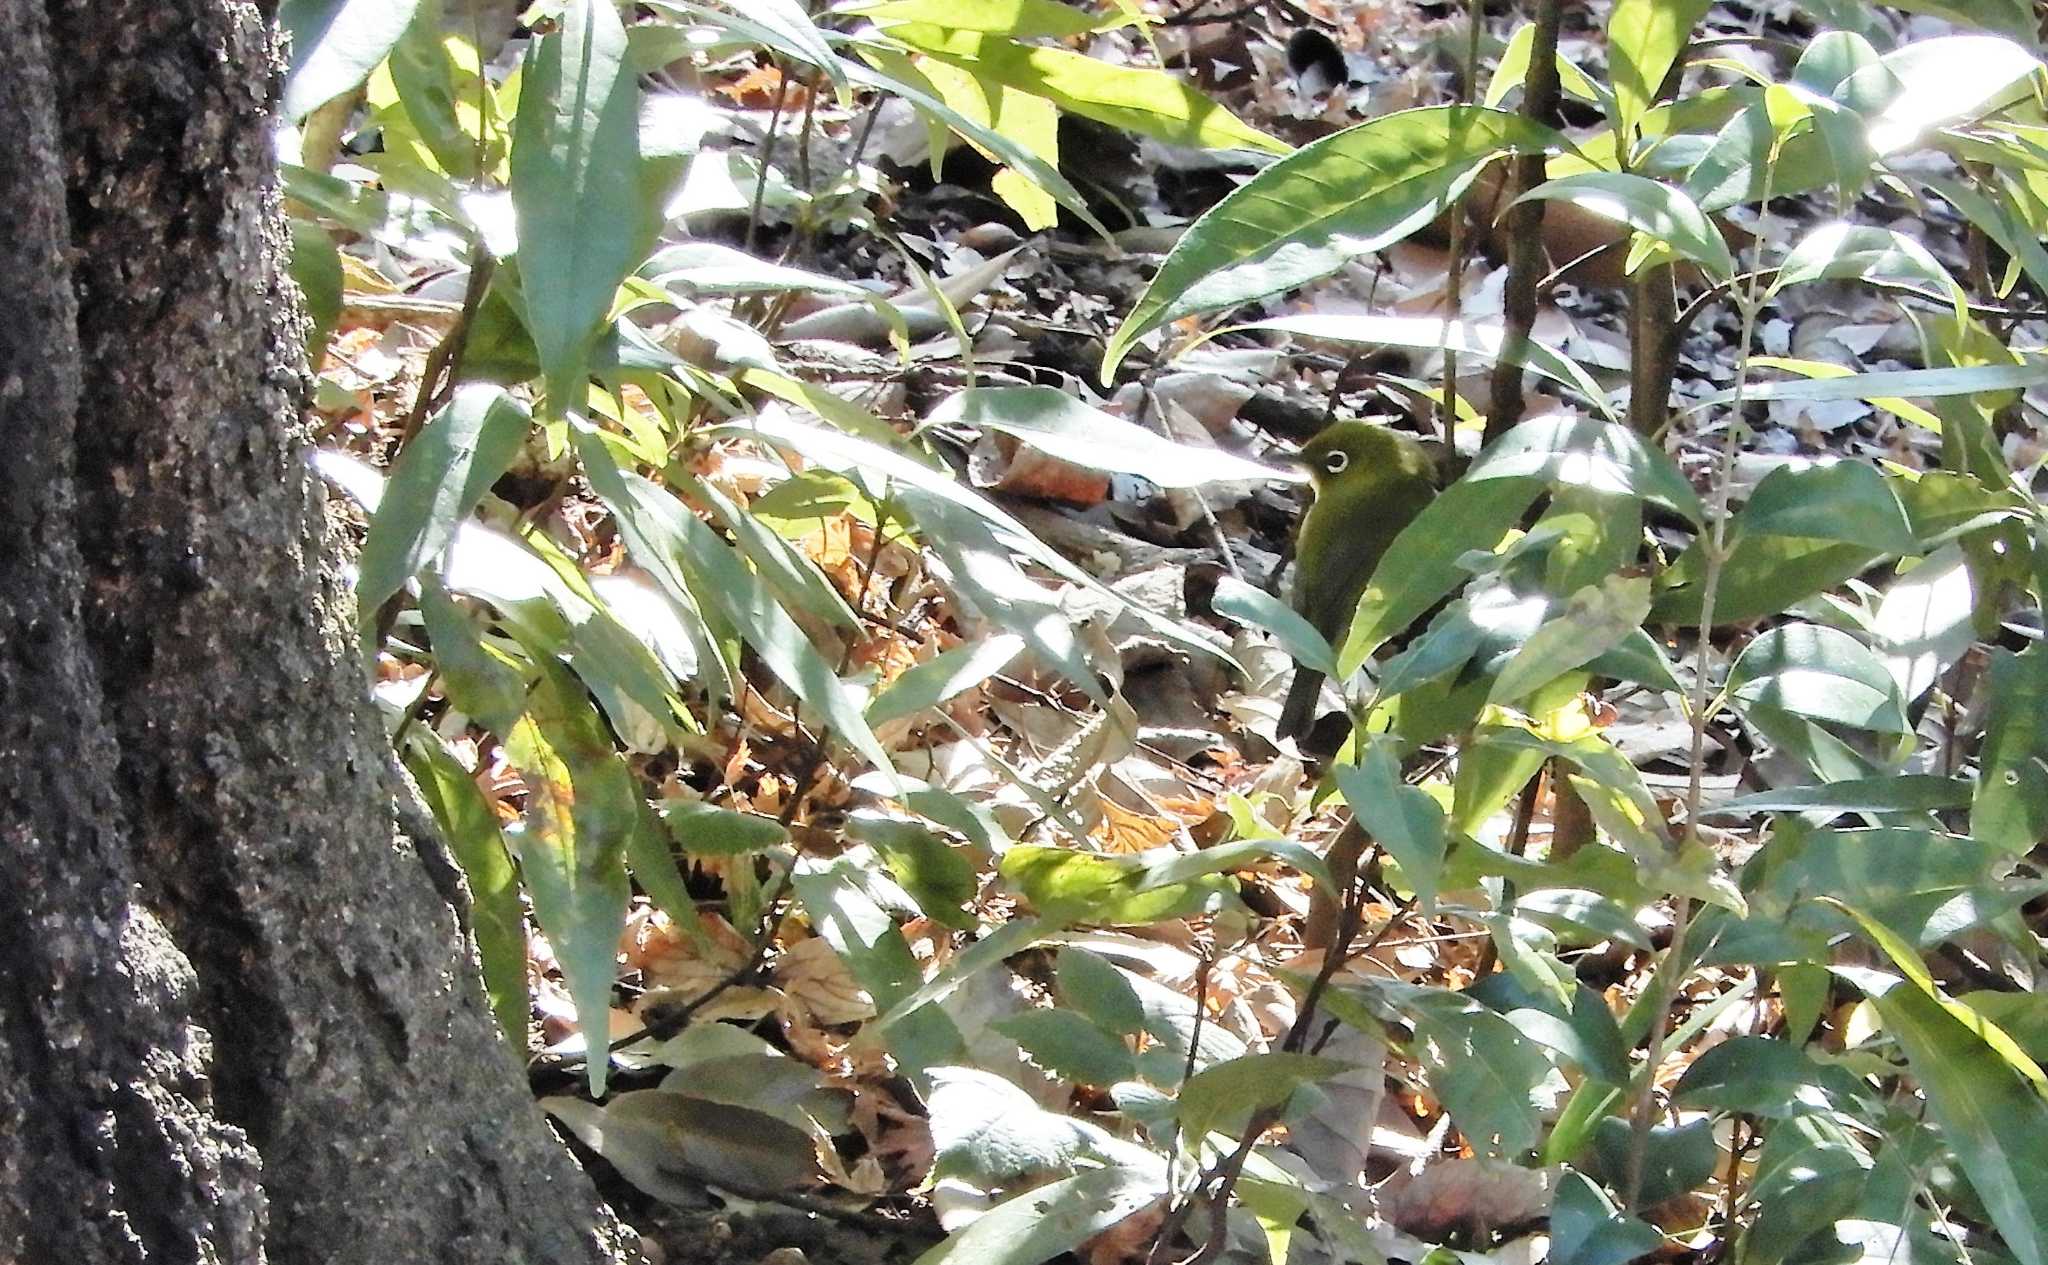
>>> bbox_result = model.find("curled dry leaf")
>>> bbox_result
[776,933,876,1026]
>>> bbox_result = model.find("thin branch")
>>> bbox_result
[1483,0,1564,445]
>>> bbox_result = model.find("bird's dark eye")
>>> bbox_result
[1323,450,1349,475]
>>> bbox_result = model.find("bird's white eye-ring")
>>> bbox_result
[1322,450,1349,475]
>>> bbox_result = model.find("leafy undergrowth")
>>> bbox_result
[287,0,2048,1263]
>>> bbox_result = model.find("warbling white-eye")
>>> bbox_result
[1277,421,1437,742]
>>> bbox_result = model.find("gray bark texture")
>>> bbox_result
[0,1,638,1261]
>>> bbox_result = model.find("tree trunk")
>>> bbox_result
[0,2,637,1260]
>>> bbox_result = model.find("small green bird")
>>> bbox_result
[1278,421,1438,742]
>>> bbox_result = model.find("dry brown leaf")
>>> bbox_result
[776,934,875,1026]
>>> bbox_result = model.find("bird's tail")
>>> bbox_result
[1277,666,1324,741]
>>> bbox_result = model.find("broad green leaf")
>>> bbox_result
[1672,1036,1869,1118]
[910,53,1062,230]
[1866,34,2044,155]
[849,813,977,930]
[1211,576,1337,679]
[1056,947,1145,1035]
[511,0,646,414]
[1923,174,2048,301]
[929,386,1301,487]
[1708,775,1973,818]
[1338,477,1542,673]
[288,217,342,363]
[417,577,531,733]
[384,9,501,182]
[1236,314,1615,420]
[1178,1053,1351,1145]
[402,732,530,1048]
[1874,545,1977,703]
[1727,624,1912,734]
[1102,106,1565,380]
[893,26,1286,157]
[662,801,789,857]
[503,664,636,1095]
[1465,414,1704,524]
[1736,460,1917,555]
[1333,739,1446,910]
[912,1165,1166,1265]
[1515,890,1651,951]
[1550,1171,1664,1265]
[1972,642,2048,854]
[1486,18,1610,111]
[280,0,426,119]
[867,634,1027,727]
[1652,534,1881,625]
[1606,0,1710,142]
[1760,828,2017,949]
[1399,984,1554,1157]
[640,241,868,297]
[1588,1115,1717,1210]
[1490,574,1652,706]
[926,1066,1120,1184]
[1744,1113,1872,1265]
[993,1011,1136,1085]
[1515,172,1735,280]
[358,384,530,618]
[1772,223,1966,317]
[1829,902,2048,1265]
[851,0,1118,38]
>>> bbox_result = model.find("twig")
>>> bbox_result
[398,245,497,443]
[1436,0,1484,442]
[1483,0,1563,445]
[744,61,794,255]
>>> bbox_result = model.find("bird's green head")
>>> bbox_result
[1295,421,1435,495]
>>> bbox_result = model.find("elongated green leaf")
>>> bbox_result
[1829,902,2048,1265]
[1652,534,1882,626]
[1973,643,2048,855]
[1398,984,1554,1157]
[1490,574,1652,706]
[993,1010,1136,1085]
[1867,34,2044,155]
[1102,106,1565,380]
[1695,358,2048,411]
[1136,837,1333,895]
[1465,414,1704,524]
[852,0,1119,38]
[281,0,426,119]
[1550,1171,1666,1265]
[402,733,530,1049]
[1211,575,1337,679]
[504,664,636,1095]
[1737,460,1917,555]
[863,915,1046,1040]
[1771,222,1966,315]
[1339,476,1543,674]
[849,813,978,930]
[511,0,646,414]
[867,634,1026,728]
[1237,314,1615,419]
[1708,775,1972,817]
[1334,738,1446,909]
[893,26,1285,157]
[417,576,531,733]
[641,241,868,297]
[912,1165,1166,1265]
[793,854,962,1074]
[358,384,530,617]
[1178,1053,1350,1144]
[289,217,342,363]
[1606,0,1711,143]
[1727,624,1912,734]
[930,386,1301,488]
[1056,948,1145,1035]
[1516,171,1734,280]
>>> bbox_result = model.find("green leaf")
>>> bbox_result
[912,1165,1166,1265]
[1736,461,1917,555]
[511,0,647,414]
[849,813,978,930]
[1828,901,2048,1265]
[994,1010,1137,1085]
[929,386,1301,488]
[705,0,847,95]
[417,576,531,733]
[402,733,530,1049]
[793,854,962,1075]
[289,217,342,363]
[851,0,1119,38]
[1490,574,1652,706]
[1727,624,1912,734]
[1693,358,2048,411]
[1102,106,1564,380]
[662,800,790,857]
[866,634,1026,727]
[1673,1036,1868,1118]
[1605,0,1711,143]
[1550,1171,1665,1265]
[896,27,1286,157]
[1056,947,1145,1035]
[1135,837,1333,895]
[1972,642,2048,855]
[1399,984,1555,1157]
[359,384,530,618]
[1177,1053,1351,1145]
[863,915,1046,1043]
[1237,314,1615,420]
[1708,775,1972,817]
[1652,534,1882,626]
[1211,575,1337,679]
[502,664,636,1095]
[280,0,427,119]
[1338,477,1543,673]
[1333,739,1446,909]
[1771,223,1966,315]
[1515,172,1735,280]
[1465,414,1704,524]
[641,241,869,298]
[1866,34,2044,155]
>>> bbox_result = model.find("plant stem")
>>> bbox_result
[1484,0,1563,444]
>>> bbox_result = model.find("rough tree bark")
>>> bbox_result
[0,1,637,1260]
